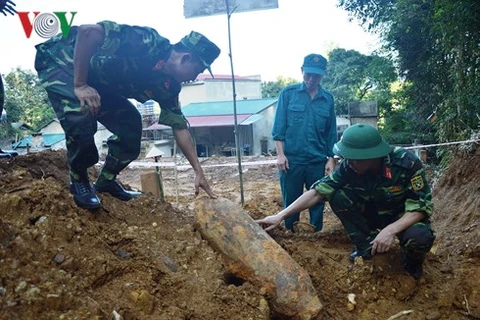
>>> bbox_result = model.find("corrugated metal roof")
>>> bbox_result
[12,136,33,149]
[181,98,277,117]
[240,114,263,125]
[187,115,251,127]
[42,133,65,147]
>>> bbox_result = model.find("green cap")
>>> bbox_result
[334,124,391,160]
[180,31,221,78]
[302,53,327,76]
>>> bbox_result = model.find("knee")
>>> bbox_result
[402,225,435,248]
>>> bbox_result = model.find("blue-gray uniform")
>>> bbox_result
[313,146,435,272]
[272,82,337,231]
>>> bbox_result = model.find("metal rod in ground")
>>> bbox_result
[225,0,244,206]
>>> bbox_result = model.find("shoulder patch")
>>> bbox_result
[411,175,424,191]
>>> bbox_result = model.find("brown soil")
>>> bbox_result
[0,147,478,320]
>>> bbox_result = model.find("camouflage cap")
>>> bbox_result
[302,53,327,76]
[180,31,221,78]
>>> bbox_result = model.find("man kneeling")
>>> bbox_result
[256,124,435,279]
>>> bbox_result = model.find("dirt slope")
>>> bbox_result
[0,147,478,319]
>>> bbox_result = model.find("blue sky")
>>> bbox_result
[0,0,379,81]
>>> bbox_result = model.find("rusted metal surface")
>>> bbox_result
[194,197,323,320]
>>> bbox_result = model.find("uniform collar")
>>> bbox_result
[298,82,327,99]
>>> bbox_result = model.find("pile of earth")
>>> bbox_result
[0,146,478,319]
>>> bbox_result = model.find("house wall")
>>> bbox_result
[204,81,262,102]
[180,79,262,106]
[252,105,276,155]
[40,121,63,134]
[179,83,208,106]
[350,117,378,128]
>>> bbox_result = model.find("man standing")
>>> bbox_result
[272,54,337,232]
[257,124,436,279]
[35,21,220,209]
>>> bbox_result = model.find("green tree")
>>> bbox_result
[261,76,298,98]
[337,0,480,141]
[3,68,54,132]
[322,48,397,116]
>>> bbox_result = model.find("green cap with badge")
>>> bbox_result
[302,53,327,76]
[180,31,221,78]
[334,124,392,160]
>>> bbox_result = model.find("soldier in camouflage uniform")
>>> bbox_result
[256,124,435,279]
[34,20,221,209]
[0,0,17,158]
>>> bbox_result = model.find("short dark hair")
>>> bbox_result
[172,42,203,66]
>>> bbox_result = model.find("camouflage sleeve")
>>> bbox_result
[157,96,188,130]
[311,162,348,201]
[97,20,171,57]
[404,166,433,217]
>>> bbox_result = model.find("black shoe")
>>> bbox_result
[404,262,423,279]
[0,149,18,159]
[349,249,373,261]
[70,181,101,209]
[94,180,142,201]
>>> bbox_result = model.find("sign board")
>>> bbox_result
[348,101,378,117]
[184,0,278,18]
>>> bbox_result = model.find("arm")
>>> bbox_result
[73,24,105,115]
[256,189,324,231]
[272,88,289,172]
[173,128,217,198]
[372,157,433,254]
[324,95,337,175]
[274,140,288,172]
[371,211,426,254]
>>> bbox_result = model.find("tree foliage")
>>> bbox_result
[261,76,298,98]
[2,68,54,137]
[322,48,397,117]
[338,0,480,141]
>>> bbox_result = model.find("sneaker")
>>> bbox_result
[70,181,101,209]
[404,262,423,279]
[349,249,373,261]
[94,180,142,201]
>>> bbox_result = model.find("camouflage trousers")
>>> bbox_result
[329,188,435,264]
[35,53,142,182]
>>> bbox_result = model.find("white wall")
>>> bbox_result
[180,78,262,106]
[252,105,276,155]
[40,121,63,134]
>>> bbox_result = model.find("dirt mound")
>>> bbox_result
[0,148,479,319]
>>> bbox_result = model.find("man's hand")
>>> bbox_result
[255,214,283,232]
[194,171,218,198]
[74,85,101,116]
[0,0,16,16]
[370,226,396,255]
[325,157,336,175]
[276,154,289,172]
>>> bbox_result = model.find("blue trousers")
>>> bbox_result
[279,161,326,232]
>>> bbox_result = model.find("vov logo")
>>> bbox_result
[17,12,77,39]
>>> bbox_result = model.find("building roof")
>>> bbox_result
[181,98,277,117]
[12,136,33,149]
[42,133,65,147]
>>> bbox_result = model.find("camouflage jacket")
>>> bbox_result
[313,147,433,218]
[35,20,187,129]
